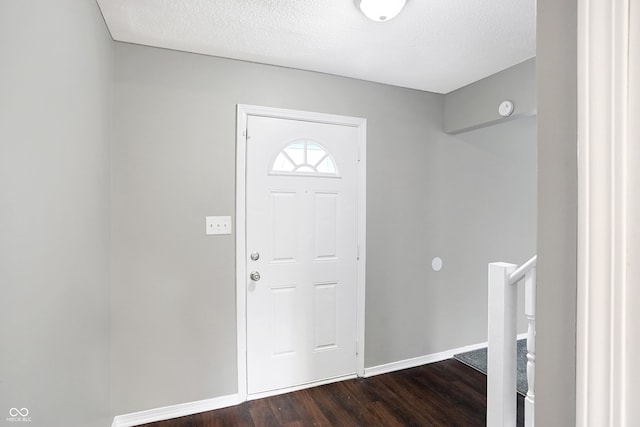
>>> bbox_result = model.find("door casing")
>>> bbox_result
[235,104,367,401]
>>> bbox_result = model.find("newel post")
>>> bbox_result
[487,262,518,427]
[524,267,536,427]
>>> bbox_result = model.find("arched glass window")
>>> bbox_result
[271,140,339,177]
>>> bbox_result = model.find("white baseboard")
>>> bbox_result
[112,334,528,426]
[364,333,528,378]
[111,394,240,427]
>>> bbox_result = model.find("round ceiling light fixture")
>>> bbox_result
[357,0,407,22]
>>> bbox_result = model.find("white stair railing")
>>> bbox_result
[487,255,536,427]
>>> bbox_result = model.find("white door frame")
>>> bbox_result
[576,0,638,425]
[235,104,367,402]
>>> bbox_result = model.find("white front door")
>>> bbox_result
[245,114,360,395]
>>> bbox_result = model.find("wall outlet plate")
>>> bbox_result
[206,216,232,235]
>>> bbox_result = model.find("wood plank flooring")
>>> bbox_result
[141,359,524,427]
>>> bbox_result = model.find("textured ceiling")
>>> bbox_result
[97,0,536,94]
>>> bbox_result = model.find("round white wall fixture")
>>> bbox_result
[357,0,407,21]
[431,257,443,272]
[498,100,515,117]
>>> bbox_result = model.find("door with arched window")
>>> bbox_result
[245,113,361,396]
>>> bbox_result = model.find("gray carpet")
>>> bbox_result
[453,339,528,396]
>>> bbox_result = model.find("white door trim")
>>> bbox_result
[235,104,367,402]
[576,0,638,425]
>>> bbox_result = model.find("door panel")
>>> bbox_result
[246,115,358,395]
[271,191,297,261]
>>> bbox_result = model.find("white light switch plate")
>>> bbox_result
[206,216,232,235]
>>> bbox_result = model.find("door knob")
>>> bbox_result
[250,271,261,282]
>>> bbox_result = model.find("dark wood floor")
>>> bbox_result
[141,359,524,427]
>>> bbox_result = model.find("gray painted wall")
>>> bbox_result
[0,1,113,426]
[111,42,536,415]
[445,58,536,134]
[536,0,578,425]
